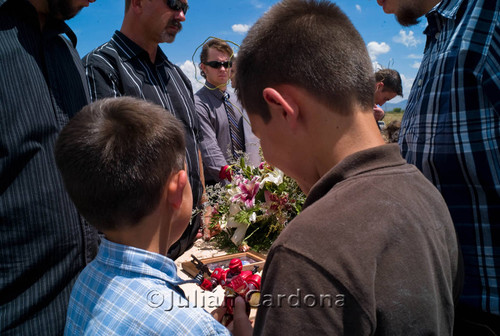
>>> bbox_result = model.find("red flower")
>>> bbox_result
[219,165,233,181]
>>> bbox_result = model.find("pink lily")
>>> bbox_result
[231,176,260,208]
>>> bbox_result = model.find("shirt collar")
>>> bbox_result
[111,30,172,68]
[203,81,226,100]
[97,238,187,286]
[47,18,78,47]
[424,0,464,36]
[426,0,465,20]
[304,144,406,209]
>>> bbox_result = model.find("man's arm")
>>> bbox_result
[194,95,230,183]
[241,109,262,167]
[482,24,500,115]
[198,149,206,186]
[82,52,121,102]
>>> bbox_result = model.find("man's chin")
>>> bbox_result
[395,6,423,27]
[160,34,176,44]
[51,5,84,21]
[396,12,420,27]
[63,7,83,20]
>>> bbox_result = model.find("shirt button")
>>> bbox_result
[418,79,423,86]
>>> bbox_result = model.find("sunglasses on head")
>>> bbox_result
[203,60,233,69]
[166,0,189,14]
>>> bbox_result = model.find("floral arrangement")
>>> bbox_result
[203,157,306,253]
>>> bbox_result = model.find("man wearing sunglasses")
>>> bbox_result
[82,0,204,261]
[195,38,248,185]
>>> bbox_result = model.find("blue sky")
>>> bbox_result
[68,0,428,103]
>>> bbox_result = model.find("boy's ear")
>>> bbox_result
[167,170,188,209]
[262,87,300,129]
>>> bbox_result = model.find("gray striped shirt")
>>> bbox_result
[0,0,100,334]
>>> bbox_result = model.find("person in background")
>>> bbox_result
[230,55,261,168]
[195,38,246,185]
[382,120,402,143]
[230,0,461,334]
[197,46,261,241]
[373,68,403,128]
[56,97,230,336]
[0,0,99,334]
[379,0,500,333]
[82,0,203,260]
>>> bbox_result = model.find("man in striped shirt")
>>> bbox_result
[82,0,203,260]
[379,0,500,332]
[0,0,99,334]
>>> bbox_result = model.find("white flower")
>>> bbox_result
[249,212,257,223]
[227,184,240,199]
[261,168,284,186]
[218,214,227,230]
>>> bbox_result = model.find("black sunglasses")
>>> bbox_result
[203,61,233,69]
[166,0,189,14]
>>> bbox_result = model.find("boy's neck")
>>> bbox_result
[285,86,386,194]
[103,211,173,256]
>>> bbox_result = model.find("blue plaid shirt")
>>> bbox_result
[400,0,500,314]
[64,239,230,335]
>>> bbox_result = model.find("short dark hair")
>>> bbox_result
[375,69,403,97]
[55,97,186,231]
[199,38,233,79]
[234,0,374,123]
[383,120,402,143]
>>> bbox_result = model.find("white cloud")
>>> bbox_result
[411,61,421,69]
[400,73,414,99]
[251,0,264,9]
[355,4,361,12]
[408,53,422,59]
[372,61,384,71]
[179,60,204,93]
[367,41,390,61]
[232,24,250,34]
[393,30,420,47]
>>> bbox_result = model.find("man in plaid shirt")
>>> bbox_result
[379,0,500,333]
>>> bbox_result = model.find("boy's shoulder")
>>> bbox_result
[65,241,230,335]
[66,280,229,335]
[273,144,454,262]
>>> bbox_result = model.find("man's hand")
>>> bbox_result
[202,205,222,240]
[227,296,253,336]
[373,105,385,121]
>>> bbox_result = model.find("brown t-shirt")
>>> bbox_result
[254,144,461,335]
